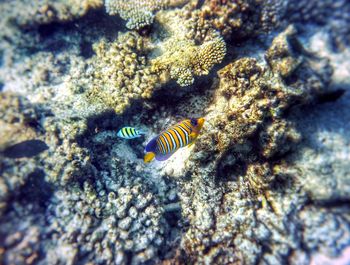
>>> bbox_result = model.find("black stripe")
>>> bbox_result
[126,127,132,137]
[131,128,136,136]
[122,127,128,137]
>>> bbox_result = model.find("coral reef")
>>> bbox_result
[175,26,335,263]
[0,0,350,264]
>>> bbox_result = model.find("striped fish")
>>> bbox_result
[144,118,205,163]
[117,127,145,139]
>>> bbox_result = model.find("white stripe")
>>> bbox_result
[165,132,176,151]
[172,128,183,148]
[178,125,189,145]
[157,138,165,154]
[161,134,170,153]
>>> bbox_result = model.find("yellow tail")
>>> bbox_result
[144,152,156,163]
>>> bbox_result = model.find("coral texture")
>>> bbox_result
[75,32,160,113]
[0,0,350,264]
[152,34,226,86]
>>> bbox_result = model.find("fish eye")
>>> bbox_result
[190,118,198,126]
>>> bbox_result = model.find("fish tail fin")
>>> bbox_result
[144,152,156,163]
[138,130,146,135]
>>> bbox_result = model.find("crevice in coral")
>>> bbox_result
[316,88,346,104]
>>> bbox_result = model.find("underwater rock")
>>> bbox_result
[0,0,103,28]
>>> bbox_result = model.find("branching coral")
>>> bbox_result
[105,0,168,29]
[151,34,226,86]
[105,0,188,30]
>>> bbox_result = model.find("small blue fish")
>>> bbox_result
[117,127,145,139]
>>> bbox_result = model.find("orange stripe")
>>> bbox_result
[169,129,180,150]
[160,135,169,153]
[157,138,164,154]
[163,131,173,151]
[183,120,194,130]
[174,126,186,147]
[178,123,191,135]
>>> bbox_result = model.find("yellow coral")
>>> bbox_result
[151,35,226,86]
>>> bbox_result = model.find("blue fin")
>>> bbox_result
[155,152,175,161]
[145,136,158,152]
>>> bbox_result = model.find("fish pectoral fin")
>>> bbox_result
[187,132,199,148]
[189,132,198,141]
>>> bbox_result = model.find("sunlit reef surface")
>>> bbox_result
[0,0,350,264]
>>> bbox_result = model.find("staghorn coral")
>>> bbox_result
[151,34,226,86]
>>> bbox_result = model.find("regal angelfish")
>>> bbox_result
[117,127,145,139]
[144,118,205,163]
